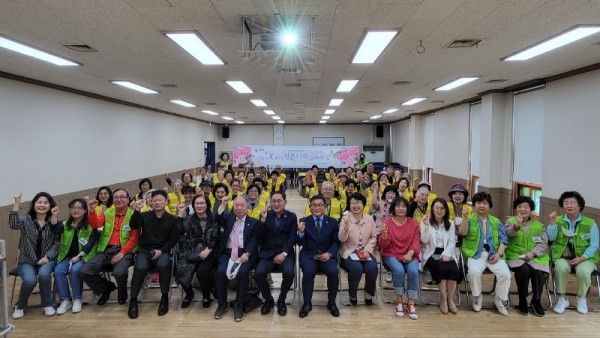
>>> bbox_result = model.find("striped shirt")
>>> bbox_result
[9,212,60,264]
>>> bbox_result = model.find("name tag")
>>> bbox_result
[122,225,131,231]
[78,237,88,246]
[532,236,542,243]
[581,233,591,240]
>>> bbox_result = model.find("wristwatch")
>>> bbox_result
[282,252,288,257]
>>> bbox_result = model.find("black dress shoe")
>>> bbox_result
[118,292,128,305]
[158,295,169,316]
[97,282,116,305]
[128,299,139,319]
[517,299,529,315]
[298,303,312,318]
[261,299,274,315]
[202,298,212,308]
[531,300,545,317]
[182,291,194,309]
[327,302,340,317]
[349,297,358,306]
[365,298,374,306]
[276,299,287,316]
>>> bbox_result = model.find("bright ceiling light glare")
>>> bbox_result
[226,81,253,93]
[361,120,370,123]
[164,32,224,65]
[401,97,427,106]
[0,35,79,66]
[382,108,399,114]
[111,81,158,94]
[329,99,344,106]
[504,25,600,61]
[201,110,219,115]
[321,116,330,120]
[324,109,336,115]
[277,120,285,124]
[369,115,382,120]
[281,32,297,47]
[351,30,399,64]
[336,80,359,93]
[169,99,196,108]
[319,120,327,124]
[251,99,267,107]
[435,77,479,91]
[263,110,276,115]
[272,116,281,120]
[221,116,234,121]
[234,120,245,124]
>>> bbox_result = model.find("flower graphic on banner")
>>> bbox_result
[233,145,254,166]
[334,146,359,167]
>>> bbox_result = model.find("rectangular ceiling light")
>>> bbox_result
[221,116,234,121]
[324,109,336,115]
[272,116,281,120]
[170,99,196,107]
[319,120,327,124]
[321,116,330,120]
[263,110,276,115]
[329,98,344,106]
[504,25,600,61]
[111,81,158,94]
[277,120,285,124]
[251,99,267,107]
[336,80,359,92]
[435,77,479,91]
[351,30,399,64]
[201,110,219,115]
[369,115,382,120]
[382,108,399,114]
[164,32,224,65]
[401,97,427,106]
[234,120,245,124]
[0,35,79,66]
[226,81,253,93]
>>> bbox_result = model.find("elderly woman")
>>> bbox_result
[505,196,549,316]
[396,177,413,202]
[211,183,231,216]
[447,184,473,221]
[379,197,421,320]
[177,194,220,308]
[245,183,267,219]
[167,179,185,214]
[9,192,60,319]
[420,198,460,314]
[339,193,378,306]
[548,191,599,315]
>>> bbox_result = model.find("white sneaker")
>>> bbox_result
[56,300,72,315]
[386,271,393,283]
[395,302,405,317]
[12,308,24,320]
[494,297,509,316]
[553,296,569,314]
[43,306,56,317]
[72,299,82,313]
[472,294,483,312]
[576,296,588,314]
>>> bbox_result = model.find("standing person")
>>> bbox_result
[52,199,100,315]
[297,195,340,318]
[356,153,369,171]
[548,191,599,315]
[127,190,179,319]
[9,192,60,319]
[458,192,511,316]
[78,189,139,306]
[255,192,298,316]
[217,152,231,171]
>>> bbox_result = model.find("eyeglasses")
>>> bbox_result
[271,199,285,205]
[113,196,128,200]
[310,203,325,207]
[70,206,85,211]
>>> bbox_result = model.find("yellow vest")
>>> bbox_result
[167,192,185,214]
[305,198,342,220]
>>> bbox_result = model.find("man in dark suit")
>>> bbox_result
[297,195,340,318]
[255,192,297,316]
[214,196,264,322]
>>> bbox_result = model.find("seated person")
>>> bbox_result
[305,181,342,222]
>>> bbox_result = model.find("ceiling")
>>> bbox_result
[1,0,599,124]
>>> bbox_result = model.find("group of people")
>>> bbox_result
[7,158,599,322]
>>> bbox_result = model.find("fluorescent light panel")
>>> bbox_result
[263,110,276,115]
[369,115,382,120]
[401,97,427,106]
[382,108,399,114]
[277,120,285,124]
[319,120,327,124]
[0,35,79,66]
[351,30,399,64]
[361,120,369,123]
[221,116,234,121]
[164,32,224,65]
[321,116,330,120]
[435,77,479,91]
[336,80,359,92]
[226,81,253,93]
[170,99,196,108]
[272,116,281,120]
[329,99,344,106]
[234,120,245,124]
[201,110,219,115]
[324,109,336,115]
[111,81,158,94]
[251,99,267,107]
[504,25,600,61]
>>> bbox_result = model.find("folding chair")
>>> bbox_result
[297,245,339,306]
[9,248,56,308]
[378,253,396,304]
[462,251,502,310]
[549,256,600,312]
[338,257,377,306]
[268,257,298,306]
[507,270,553,310]
[139,249,178,303]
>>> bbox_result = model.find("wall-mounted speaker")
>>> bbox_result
[376,125,384,138]
[222,126,230,138]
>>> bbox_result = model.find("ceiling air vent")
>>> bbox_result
[297,116,306,120]
[205,102,218,105]
[160,84,178,88]
[486,79,507,83]
[366,101,381,104]
[354,110,366,113]
[446,39,482,48]
[393,81,411,85]
[62,44,98,52]
[283,83,302,87]
[281,68,302,73]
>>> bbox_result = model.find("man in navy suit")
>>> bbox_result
[255,191,298,316]
[214,196,264,322]
[297,195,340,318]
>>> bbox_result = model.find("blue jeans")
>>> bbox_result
[17,261,56,309]
[383,256,419,300]
[54,258,85,301]
[341,255,378,299]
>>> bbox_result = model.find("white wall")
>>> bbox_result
[391,119,410,165]
[0,77,217,205]
[433,104,470,179]
[542,69,600,207]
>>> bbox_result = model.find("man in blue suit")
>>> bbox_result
[255,191,298,316]
[214,196,264,322]
[297,195,340,318]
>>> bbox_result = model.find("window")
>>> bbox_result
[423,166,433,183]
[470,175,479,200]
[515,182,542,215]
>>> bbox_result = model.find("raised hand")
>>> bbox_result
[221,195,230,205]
[260,208,268,220]
[461,207,470,219]
[381,222,388,234]
[132,199,144,211]
[342,216,350,231]
[177,203,187,217]
[88,199,98,211]
[51,206,60,218]
[13,193,22,204]
[549,211,557,224]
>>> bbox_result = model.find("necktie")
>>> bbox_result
[482,219,488,244]
[231,219,243,260]
[316,218,322,234]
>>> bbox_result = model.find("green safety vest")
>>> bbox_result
[96,207,137,253]
[462,213,501,258]
[551,215,600,263]
[57,220,97,262]
[505,217,549,266]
